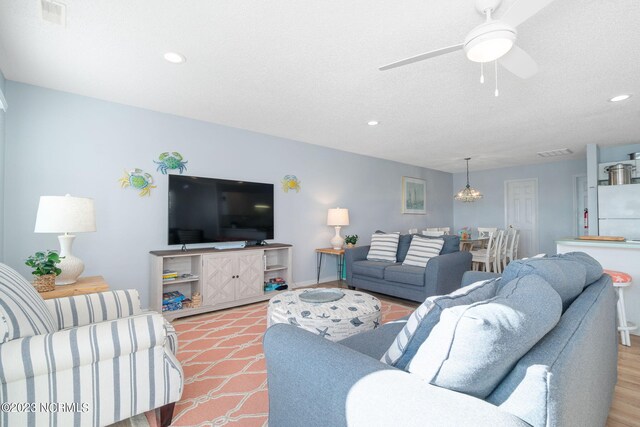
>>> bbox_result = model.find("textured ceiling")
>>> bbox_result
[1,0,639,173]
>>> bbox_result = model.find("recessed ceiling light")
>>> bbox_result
[164,52,186,64]
[367,120,379,126]
[609,94,631,102]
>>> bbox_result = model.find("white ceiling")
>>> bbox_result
[1,0,639,173]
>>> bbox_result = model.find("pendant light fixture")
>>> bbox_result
[455,158,483,202]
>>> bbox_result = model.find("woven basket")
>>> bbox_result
[33,274,56,293]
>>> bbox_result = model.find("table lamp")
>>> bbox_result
[327,208,349,250]
[34,194,96,285]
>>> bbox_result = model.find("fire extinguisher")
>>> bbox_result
[584,208,589,230]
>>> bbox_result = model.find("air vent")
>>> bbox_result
[41,0,66,26]
[537,148,573,158]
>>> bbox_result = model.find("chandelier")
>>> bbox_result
[454,158,483,202]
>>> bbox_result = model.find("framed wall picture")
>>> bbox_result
[402,177,426,214]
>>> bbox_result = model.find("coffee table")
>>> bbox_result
[267,288,381,341]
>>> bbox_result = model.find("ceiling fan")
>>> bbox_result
[379,0,557,80]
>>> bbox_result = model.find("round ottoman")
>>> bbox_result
[267,288,381,341]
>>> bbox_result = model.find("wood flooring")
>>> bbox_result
[608,335,640,427]
[316,280,640,426]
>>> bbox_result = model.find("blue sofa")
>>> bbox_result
[264,254,618,427]
[345,234,472,302]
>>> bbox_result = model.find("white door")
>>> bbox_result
[505,179,538,258]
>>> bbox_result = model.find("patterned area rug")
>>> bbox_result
[171,298,414,426]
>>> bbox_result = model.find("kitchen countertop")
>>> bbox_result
[556,238,640,249]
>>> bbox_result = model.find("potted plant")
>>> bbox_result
[345,235,359,248]
[458,227,471,240]
[25,250,63,292]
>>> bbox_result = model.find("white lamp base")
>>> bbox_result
[56,234,85,285]
[330,226,344,250]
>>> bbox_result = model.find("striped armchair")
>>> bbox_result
[0,263,183,427]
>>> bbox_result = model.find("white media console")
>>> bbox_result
[150,243,293,320]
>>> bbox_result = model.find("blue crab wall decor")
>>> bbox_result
[119,168,157,197]
[154,152,188,174]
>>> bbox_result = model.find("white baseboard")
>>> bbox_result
[291,277,343,288]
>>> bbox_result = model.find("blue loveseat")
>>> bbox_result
[345,234,472,302]
[264,253,618,427]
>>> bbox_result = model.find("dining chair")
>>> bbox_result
[507,229,520,263]
[473,227,496,250]
[500,228,514,271]
[477,227,498,238]
[497,229,510,272]
[425,227,450,235]
[422,230,445,237]
[470,230,499,272]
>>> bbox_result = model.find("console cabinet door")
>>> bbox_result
[235,252,264,299]
[202,254,236,307]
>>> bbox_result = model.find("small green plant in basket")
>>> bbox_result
[25,250,63,292]
[26,250,63,276]
[345,235,359,247]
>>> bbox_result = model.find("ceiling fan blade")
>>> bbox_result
[379,44,464,71]
[499,45,538,79]
[501,0,557,28]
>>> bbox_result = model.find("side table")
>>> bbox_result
[39,276,109,300]
[315,248,345,283]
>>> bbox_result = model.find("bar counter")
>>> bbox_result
[556,238,639,336]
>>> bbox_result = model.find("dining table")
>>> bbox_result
[459,237,489,252]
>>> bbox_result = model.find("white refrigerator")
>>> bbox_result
[598,184,640,240]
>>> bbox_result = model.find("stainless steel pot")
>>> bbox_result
[629,152,640,160]
[606,163,633,185]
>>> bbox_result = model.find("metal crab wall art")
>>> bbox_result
[281,175,301,193]
[154,152,188,174]
[119,168,157,197]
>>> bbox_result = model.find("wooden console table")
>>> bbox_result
[39,276,109,300]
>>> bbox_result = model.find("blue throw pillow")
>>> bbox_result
[408,274,562,399]
[501,257,586,311]
[396,234,413,263]
[556,252,603,285]
[381,278,501,369]
[421,234,460,254]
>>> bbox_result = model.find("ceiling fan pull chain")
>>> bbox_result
[480,62,485,84]
[494,61,499,97]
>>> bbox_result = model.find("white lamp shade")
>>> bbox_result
[34,195,96,233]
[327,208,349,226]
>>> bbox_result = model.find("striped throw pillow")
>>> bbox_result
[0,263,56,343]
[402,236,444,267]
[367,232,400,262]
[381,278,500,368]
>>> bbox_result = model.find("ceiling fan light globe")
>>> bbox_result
[464,21,517,63]
[466,37,514,62]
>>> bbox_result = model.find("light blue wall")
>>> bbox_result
[599,143,640,163]
[0,70,5,262]
[3,82,453,306]
[453,159,587,256]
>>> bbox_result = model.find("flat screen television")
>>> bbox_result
[168,175,274,245]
